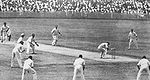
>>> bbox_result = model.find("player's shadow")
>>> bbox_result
[101,57,116,59]
[11,66,22,69]
[26,52,43,55]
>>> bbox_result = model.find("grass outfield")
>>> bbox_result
[0,43,139,80]
[1,18,150,58]
[0,18,150,80]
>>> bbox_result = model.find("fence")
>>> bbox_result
[0,11,149,20]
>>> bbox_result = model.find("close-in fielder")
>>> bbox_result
[26,33,39,54]
[128,29,138,49]
[17,33,25,44]
[51,25,62,46]
[97,42,110,58]
[137,56,150,80]
[0,22,11,42]
[72,54,85,80]
[11,41,25,68]
[21,56,37,80]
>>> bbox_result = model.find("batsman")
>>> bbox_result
[26,33,39,54]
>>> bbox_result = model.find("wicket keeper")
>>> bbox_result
[21,56,37,80]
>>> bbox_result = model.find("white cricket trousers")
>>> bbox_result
[21,67,37,80]
[137,67,150,80]
[1,32,7,42]
[73,65,85,80]
[11,51,22,68]
[26,42,35,54]
[52,35,58,46]
[99,48,107,58]
[128,39,138,49]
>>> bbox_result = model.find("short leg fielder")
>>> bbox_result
[21,56,37,80]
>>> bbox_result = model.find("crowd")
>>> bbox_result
[0,0,150,16]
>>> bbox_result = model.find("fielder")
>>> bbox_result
[72,54,85,80]
[21,56,37,80]
[137,56,150,80]
[11,41,25,68]
[51,25,62,46]
[17,33,25,44]
[26,33,39,54]
[97,42,110,58]
[128,29,138,49]
[0,22,11,43]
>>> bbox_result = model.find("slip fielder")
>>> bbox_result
[136,56,150,80]
[51,25,62,46]
[26,33,39,54]
[11,41,25,68]
[0,22,11,43]
[21,56,37,80]
[97,42,110,58]
[72,54,85,80]
[128,29,138,49]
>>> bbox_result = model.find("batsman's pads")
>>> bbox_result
[30,42,35,47]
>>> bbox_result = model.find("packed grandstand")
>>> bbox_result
[0,0,148,16]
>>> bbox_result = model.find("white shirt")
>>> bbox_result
[98,43,108,49]
[27,36,36,44]
[23,58,34,69]
[27,36,32,43]
[13,44,24,53]
[128,31,137,39]
[137,58,150,69]
[51,28,60,36]
[1,25,9,32]
[17,37,23,43]
[73,58,85,68]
